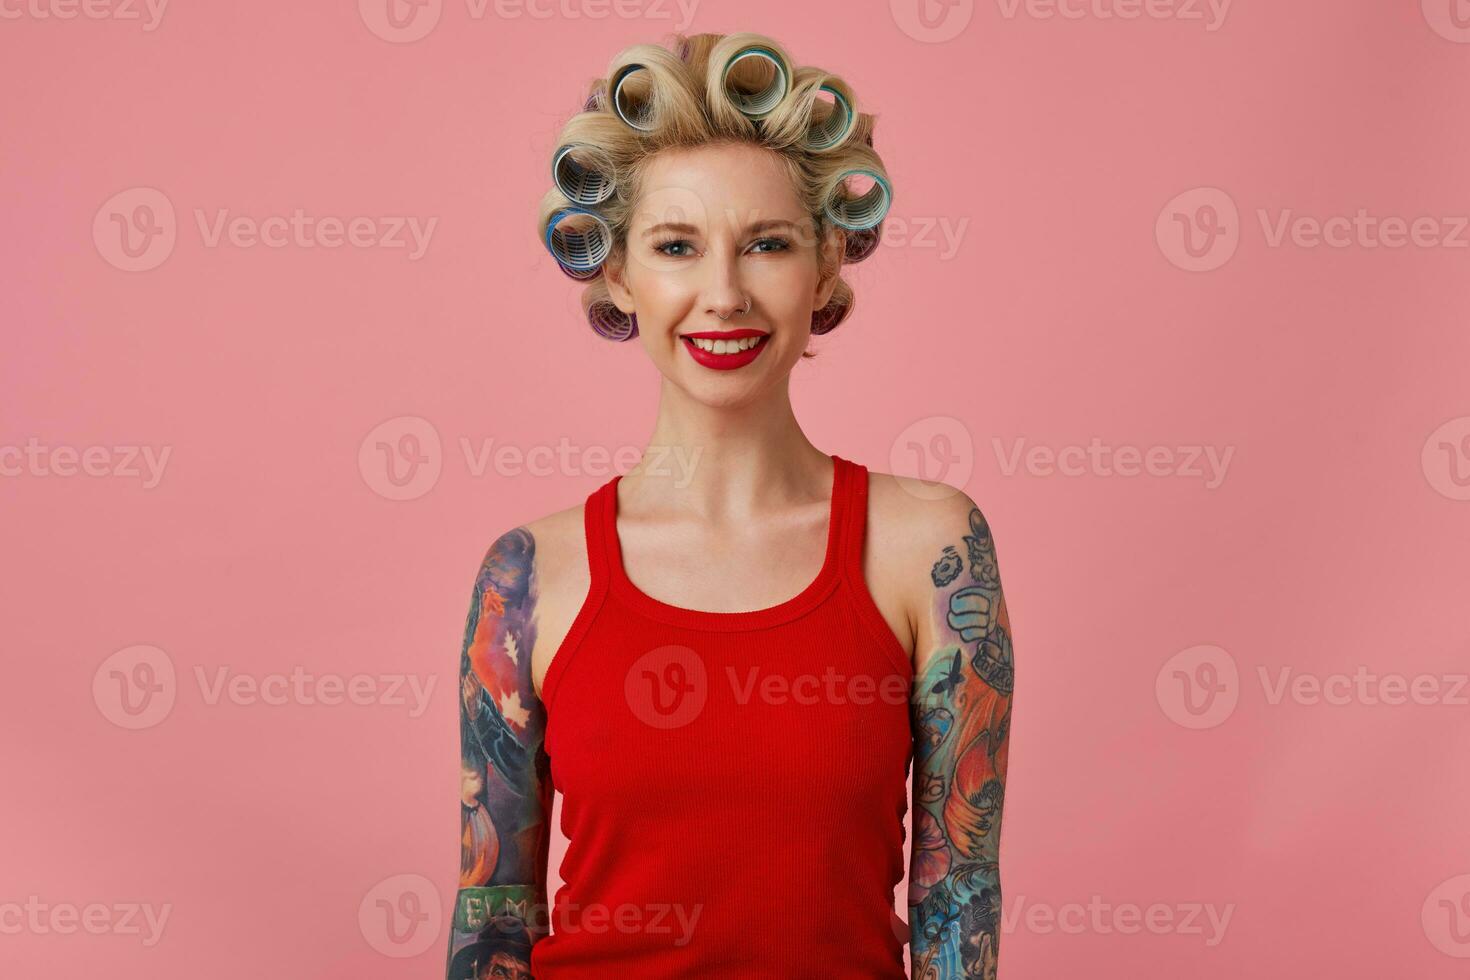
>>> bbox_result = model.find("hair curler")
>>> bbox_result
[544,206,612,276]
[822,168,891,231]
[610,63,658,131]
[719,45,790,120]
[804,83,855,151]
[588,301,637,341]
[551,144,616,207]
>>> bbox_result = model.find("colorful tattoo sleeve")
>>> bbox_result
[909,505,1014,980]
[446,528,551,980]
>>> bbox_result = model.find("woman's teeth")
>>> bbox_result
[686,335,766,354]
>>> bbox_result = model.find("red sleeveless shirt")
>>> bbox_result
[535,454,914,978]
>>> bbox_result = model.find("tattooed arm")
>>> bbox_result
[908,494,1014,980]
[446,528,552,980]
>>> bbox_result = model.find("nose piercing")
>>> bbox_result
[716,298,752,321]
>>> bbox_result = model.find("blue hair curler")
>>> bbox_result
[544,206,613,275]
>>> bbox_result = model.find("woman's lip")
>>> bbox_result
[681,333,769,370]
[679,328,768,340]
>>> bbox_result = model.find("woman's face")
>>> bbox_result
[606,141,842,406]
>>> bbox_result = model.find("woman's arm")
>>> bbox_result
[446,528,552,978]
[908,494,1014,980]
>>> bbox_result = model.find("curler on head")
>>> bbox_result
[544,207,613,275]
[803,81,856,151]
[842,223,882,264]
[609,63,657,131]
[810,299,848,335]
[719,44,790,119]
[588,301,638,341]
[552,143,616,206]
[821,167,891,231]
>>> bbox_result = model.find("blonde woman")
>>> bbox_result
[448,31,1014,980]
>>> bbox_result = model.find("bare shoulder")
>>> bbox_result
[863,469,999,574]
[862,469,1007,672]
[518,500,592,701]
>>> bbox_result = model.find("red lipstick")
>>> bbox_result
[679,328,770,371]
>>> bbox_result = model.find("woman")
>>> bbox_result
[448,31,1014,980]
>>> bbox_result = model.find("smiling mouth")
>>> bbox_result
[681,333,769,354]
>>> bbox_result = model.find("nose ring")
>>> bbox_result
[717,298,752,321]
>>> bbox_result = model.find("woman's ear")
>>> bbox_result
[603,254,635,315]
[812,226,845,311]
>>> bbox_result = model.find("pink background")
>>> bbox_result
[4,1,1470,977]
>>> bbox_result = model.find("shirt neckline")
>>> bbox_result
[601,454,850,631]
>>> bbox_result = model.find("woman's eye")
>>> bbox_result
[654,239,693,257]
[751,237,790,253]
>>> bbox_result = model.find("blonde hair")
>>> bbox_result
[536,31,893,358]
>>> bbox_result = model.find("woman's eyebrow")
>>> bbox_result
[641,218,802,238]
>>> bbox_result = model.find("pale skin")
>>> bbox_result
[449,141,1013,978]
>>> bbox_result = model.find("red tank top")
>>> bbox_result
[534,454,914,978]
